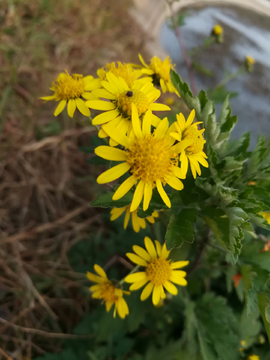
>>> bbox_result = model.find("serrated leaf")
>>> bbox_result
[165,208,197,250]
[248,135,267,177]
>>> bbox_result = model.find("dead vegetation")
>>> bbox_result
[0,0,148,357]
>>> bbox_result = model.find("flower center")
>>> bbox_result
[150,56,171,82]
[127,134,177,183]
[99,282,118,303]
[53,72,85,100]
[118,90,149,118]
[183,126,205,155]
[146,258,172,285]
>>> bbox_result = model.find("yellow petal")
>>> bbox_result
[97,162,131,184]
[154,240,162,256]
[95,146,127,161]
[123,206,131,229]
[54,100,66,116]
[131,211,140,232]
[144,236,156,259]
[92,88,116,100]
[160,243,170,259]
[170,261,189,269]
[75,98,90,116]
[138,54,149,68]
[101,80,118,95]
[86,271,103,283]
[40,95,56,101]
[154,117,169,138]
[129,278,148,290]
[142,109,152,134]
[165,175,184,191]
[126,253,148,266]
[102,122,130,147]
[172,166,186,180]
[160,78,167,93]
[171,139,193,154]
[132,104,142,139]
[92,110,119,125]
[94,264,107,278]
[133,245,152,262]
[125,272,147,283]
[86,100,115,111]
[84,78,101,91]
[156,179,171,208]
[130,180,145,212]
[112,175,137,200]
[107,72,126,93]
[152,285,161,305]
[140,282,154,301]
[67,99,76,118]
[110,207,126,221]
[186,109,195,127]
[150,103,170,112]
[180,152,189,177]
[163,281,178,295]
[143,183,153,211]
[81,92,96,100]
[170,275,187,286]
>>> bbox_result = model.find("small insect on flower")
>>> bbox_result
[125,237,189,305]
[87,265,129,319]
[86,72,170,146]
[110,206,159,233]
[40,71,100,118]
[170,109,208,179]
[95,105,191,211]
[138,54,179,95]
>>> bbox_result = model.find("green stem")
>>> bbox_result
[118,264,140,286]
[210,66,246,92]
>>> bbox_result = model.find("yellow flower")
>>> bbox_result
[125,236,189,305]
[138,54,178,94]
[97,61,149,88]
[87,264,129,319]
[246,55,255,65]
[213,24,223,35]
[95,105,191,211]
[260,211,270,224]
[40,71,100,118]
[248,355,260,360]
[110,205,159,232]
[170,109,208,179]
[86,72,170,145]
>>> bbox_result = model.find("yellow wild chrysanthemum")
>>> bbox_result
[86,73,170,145]
[97,62,149,88]
[40,71,100,118]
[248,355,260,360]
[95,105,191,211]
[138,55,178,94]
[125,237,189,305]
[87,264,129,319]
[246,55,255,65]
[213,24,223,35]
[110,205,159,233]
[170,109,208,179]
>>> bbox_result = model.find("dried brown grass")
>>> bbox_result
[0,0,148,357]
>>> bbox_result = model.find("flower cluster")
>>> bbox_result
[40,56,209,318]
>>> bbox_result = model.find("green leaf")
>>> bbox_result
[258,292,270,343]
[247,135,267,177]
[165,208,197,250]
[195,293,239,360]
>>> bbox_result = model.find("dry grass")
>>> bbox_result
[0,0,148,357]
